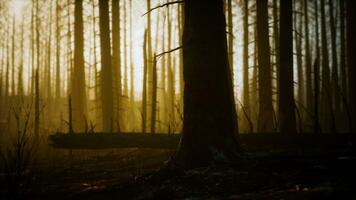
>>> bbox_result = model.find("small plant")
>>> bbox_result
[0,104,37,199]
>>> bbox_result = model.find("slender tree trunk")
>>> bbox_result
[72,0,87,132]
[279,0,296,133]
[142,30,148,134]
[242,0,250,132]
[167,5,175,131]
[129,0,135,131]
[160,12,167,132]
[99,0,114,132]
[304,0,313,119]
[11,16,15,96]
[151,56,157,134]
[273,0,280,113]
[346,0,356,131]
[18,18,24,96]
[339,0,347,113]
[112,0,122,131]
[173,0,239,168]
[55,0,61,99]
[146,0,153,132]
[314,0,320,134]
[256,0,274,132]
[227,0,233,75]
[329,0,340,117]
[320,0,334,132]
[178,3,184,114]
[35,69,40,139]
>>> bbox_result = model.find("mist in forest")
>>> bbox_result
[0,0,355,199]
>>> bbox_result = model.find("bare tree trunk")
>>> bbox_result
[173,0,239,168]
[242,0,250,132]
[320,0,334,133]
[314,0,321,134]
[227,0,233,75]
[329,0,340,117]
[55,0,61,99]
[112,0,122,131]
[279,0,296,133]
[99,0,114,132]
[256,0,274,132]
[346,0,356,131]
[11,15,15,96]
[18,17,24,96]
[151,56,157,134]
[273,0,279,113]
[35,69,40,139]
[303,0,312,117]
[142,30,148,134]
[129,0,135,131]
[339,0,347,113]
[294,1,304,110]
[146,0,153,132]
[72,0,87,132]
[167,5,175,132]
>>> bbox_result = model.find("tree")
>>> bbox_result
[329,0,340,117]
[256,0,274,132]
[242,0,250,132]
[72,0,87,132]
[320,0,334,132]
[347,0,356,131]
[112,0,122,131]
[99,0,114,132]
[173,0,239,168]
[304,0,313,117]
[279,0,296,133]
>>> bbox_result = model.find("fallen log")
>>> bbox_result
[49,133,355,152]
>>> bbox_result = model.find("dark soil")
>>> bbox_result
[0,141,355,200]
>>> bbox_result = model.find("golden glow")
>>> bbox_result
[10,0,26,18]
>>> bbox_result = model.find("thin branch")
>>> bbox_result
[142,0,184,17]
[156,46,182,60]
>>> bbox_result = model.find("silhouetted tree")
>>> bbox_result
[279,0,296,133]
[173,0,239,168]
[256,0,274,132]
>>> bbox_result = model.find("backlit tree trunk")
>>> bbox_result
[173,0,240,168]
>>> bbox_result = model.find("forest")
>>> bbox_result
[0,0,355,199]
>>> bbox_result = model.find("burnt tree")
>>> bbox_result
[173,0,240,168]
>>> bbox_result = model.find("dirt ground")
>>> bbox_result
[0,142,355,200]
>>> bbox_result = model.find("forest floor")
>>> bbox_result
[0,137,355,200]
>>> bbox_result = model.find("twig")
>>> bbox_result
[142,1,184,17]
[156,46,182,60]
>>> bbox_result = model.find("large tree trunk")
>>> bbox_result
[256,0,274,132]
[279,0,296,133]
[173,0,240,168]
[99,0,114,132]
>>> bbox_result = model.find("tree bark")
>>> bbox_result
[72,0,88,132]
[256,0,274,132]
[99,0,114,132]
[112,0,122,132]
[173,0,240,168]
[279,0,296,133]
[347,0,356,131]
